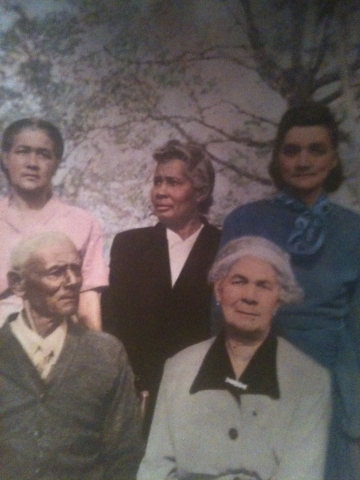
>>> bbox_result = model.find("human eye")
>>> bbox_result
[258,280,274,290]
[308,143,328,156]
[37,149,54,159]
[70,264,82,276]
[153,176,162,186]
[46,266,66,279]
[281,144,301,157]
[168,178,181,186]
[231,275,246,285]
[15,146,31,155]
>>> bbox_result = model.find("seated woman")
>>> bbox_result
[138,236,331,480]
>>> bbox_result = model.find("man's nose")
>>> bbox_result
[64,268,82,287]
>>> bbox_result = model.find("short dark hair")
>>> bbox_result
[268,102,344,192]
[153,139,215,214]
[2,118,64,160]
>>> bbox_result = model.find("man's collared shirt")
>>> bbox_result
[190,331,280,400]
[10,311,67,379]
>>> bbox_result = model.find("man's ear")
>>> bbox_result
[7,271,26,298]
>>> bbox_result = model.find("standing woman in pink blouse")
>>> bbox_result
[0,118,108,329]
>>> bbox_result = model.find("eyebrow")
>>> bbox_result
[154,174,185,181]
[15,145,54,154]
[43,262,81,273]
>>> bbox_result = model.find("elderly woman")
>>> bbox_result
[102,139,220,436]
[220,102,360,479]
[0,118,108,330]
[138,236,331,480]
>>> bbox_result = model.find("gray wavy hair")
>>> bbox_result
[209,236,303,305]
[152,139,215,214]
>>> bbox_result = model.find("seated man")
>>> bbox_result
[0,232,143,480]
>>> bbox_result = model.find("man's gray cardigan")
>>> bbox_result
[0,318,143,480]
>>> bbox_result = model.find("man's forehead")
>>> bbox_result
[27,242,80,270]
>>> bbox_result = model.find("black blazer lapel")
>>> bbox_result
[173,223,220,292]
[151,223,172,290]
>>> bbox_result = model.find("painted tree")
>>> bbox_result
[0,0,359,242]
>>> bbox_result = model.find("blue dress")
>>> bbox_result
[221,195,360,479]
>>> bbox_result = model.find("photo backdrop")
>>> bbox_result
[0,0,359,257]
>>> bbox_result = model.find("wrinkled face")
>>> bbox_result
[2,128,58,195]
[151,159,201,229]
[22,241,82,319]
[215,256,280,341]
[278,126,337,204]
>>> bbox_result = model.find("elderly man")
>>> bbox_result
[0,232,143,480]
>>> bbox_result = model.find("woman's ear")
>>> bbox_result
[7,271,26,298]
[331,152,339,170]
[214,280,223,303]
[195,186,208,205]
[1,153,9,171]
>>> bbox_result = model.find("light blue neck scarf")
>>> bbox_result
[274,191,332,255]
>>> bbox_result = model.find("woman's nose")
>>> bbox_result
[155,182,168,196]
[26,152,40,168]
[241,284,258,304]
[297,148,312,166]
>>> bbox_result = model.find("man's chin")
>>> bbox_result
[54,303,79,318]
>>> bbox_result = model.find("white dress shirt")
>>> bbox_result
[10,311,67,379]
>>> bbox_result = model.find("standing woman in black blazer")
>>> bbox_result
[102,140,220,436]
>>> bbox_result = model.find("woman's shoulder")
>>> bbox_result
[328,203,360,241]
[112,224,163,247]
[165,338,215,374]
[330,202,360,222]
[49,196,102,227]
[225,198,275,222]
[277,337,331,389]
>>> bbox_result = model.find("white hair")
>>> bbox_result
[209,236,303,305]
[9,232,78,274]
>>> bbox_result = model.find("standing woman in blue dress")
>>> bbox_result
[221,102,360,480]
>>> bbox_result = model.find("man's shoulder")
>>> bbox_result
[71,325,128,362]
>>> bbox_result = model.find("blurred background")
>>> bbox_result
[0,0,359,257]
